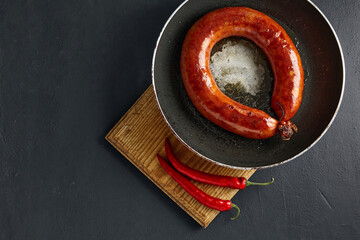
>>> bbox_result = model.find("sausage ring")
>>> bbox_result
[180,7,304,140]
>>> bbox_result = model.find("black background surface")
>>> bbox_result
[0,0,359,239]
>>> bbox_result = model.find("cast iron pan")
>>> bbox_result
[152,0,345,169]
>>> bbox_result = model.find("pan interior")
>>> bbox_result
[210,37,275,117]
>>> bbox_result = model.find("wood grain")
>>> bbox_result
[106,86,256,228]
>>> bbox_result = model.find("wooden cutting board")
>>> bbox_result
[105,86,255,228]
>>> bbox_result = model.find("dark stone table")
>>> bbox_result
[1,0,359,239]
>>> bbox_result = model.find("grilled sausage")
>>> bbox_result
[180,7,303,139]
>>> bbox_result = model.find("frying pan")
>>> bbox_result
[152,0,345,169]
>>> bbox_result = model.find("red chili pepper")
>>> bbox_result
[157,154,240,220]
[165,138,274,189]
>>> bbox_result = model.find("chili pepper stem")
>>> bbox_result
[230,203,240,220]
[246,178,274,187]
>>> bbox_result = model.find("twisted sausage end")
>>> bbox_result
[278,121,298,140]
